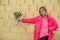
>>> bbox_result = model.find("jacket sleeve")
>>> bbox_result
[21,17,36,24]
[49,19,59,31]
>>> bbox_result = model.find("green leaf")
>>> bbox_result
[13,11,22,19]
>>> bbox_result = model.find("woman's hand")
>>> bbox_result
[17,16,22,22]
[15,16,22,25]
[10,11,23,25]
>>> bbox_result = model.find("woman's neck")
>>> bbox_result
[39,15,48,20]
[40,15,48,18]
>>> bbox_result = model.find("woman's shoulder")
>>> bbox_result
[35,15,41,18]
[33,15,40,19]
[48,15,56,21]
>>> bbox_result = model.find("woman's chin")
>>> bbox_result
[42,15,45,17]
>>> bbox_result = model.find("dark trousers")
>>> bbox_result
[38,36,48,40]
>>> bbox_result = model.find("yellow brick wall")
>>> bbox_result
[0,0,60,40]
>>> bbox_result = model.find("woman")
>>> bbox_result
[18,6,58,40]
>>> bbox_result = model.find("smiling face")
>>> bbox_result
[39,7,47,17]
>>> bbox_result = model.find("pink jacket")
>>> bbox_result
[22,15,58,40]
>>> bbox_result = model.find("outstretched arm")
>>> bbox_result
[22,17,36,24]
[18,17,36,24]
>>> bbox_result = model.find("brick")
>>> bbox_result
[53,33,60,40]
[57,11,60,24]
[11,26,26,33]
[5,5,21,20]
[0,5,4,12]
[20,4,28,13]
[25,0,33,5]
[54,4,60,12]
[51,0,58,5]
[0,0,2,4]
[0,33,11,40]
[5,33,11,40]
[0,33,6,39]
[4,27,11,33]
[26,25,34,34]
[1,11,10,20]
[29,33,33,40]
[1,0,8,4]
[0,19,5,33]
[58,0,60,3]
[34,0,41,5]
[46,4,53,12]
[4,18,14,27]
[25,11,33,18]
[10,26,19,33]
[0,12,2,19]
[21,33,29,40]
[11,33,21,40]
[1,22,11,33]
[38,4,46,11]
[29,5,37,12]
[9,0,17,5]
[33,11,39,17]
[16,0,25,4]
[42,0,49,4]
[58,19,60,25]
[5,5,20,12]
[58,11,60,19]
[51,11,58,22]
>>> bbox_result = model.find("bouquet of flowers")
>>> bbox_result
[13,11,22,20]
[11,11,22,25]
